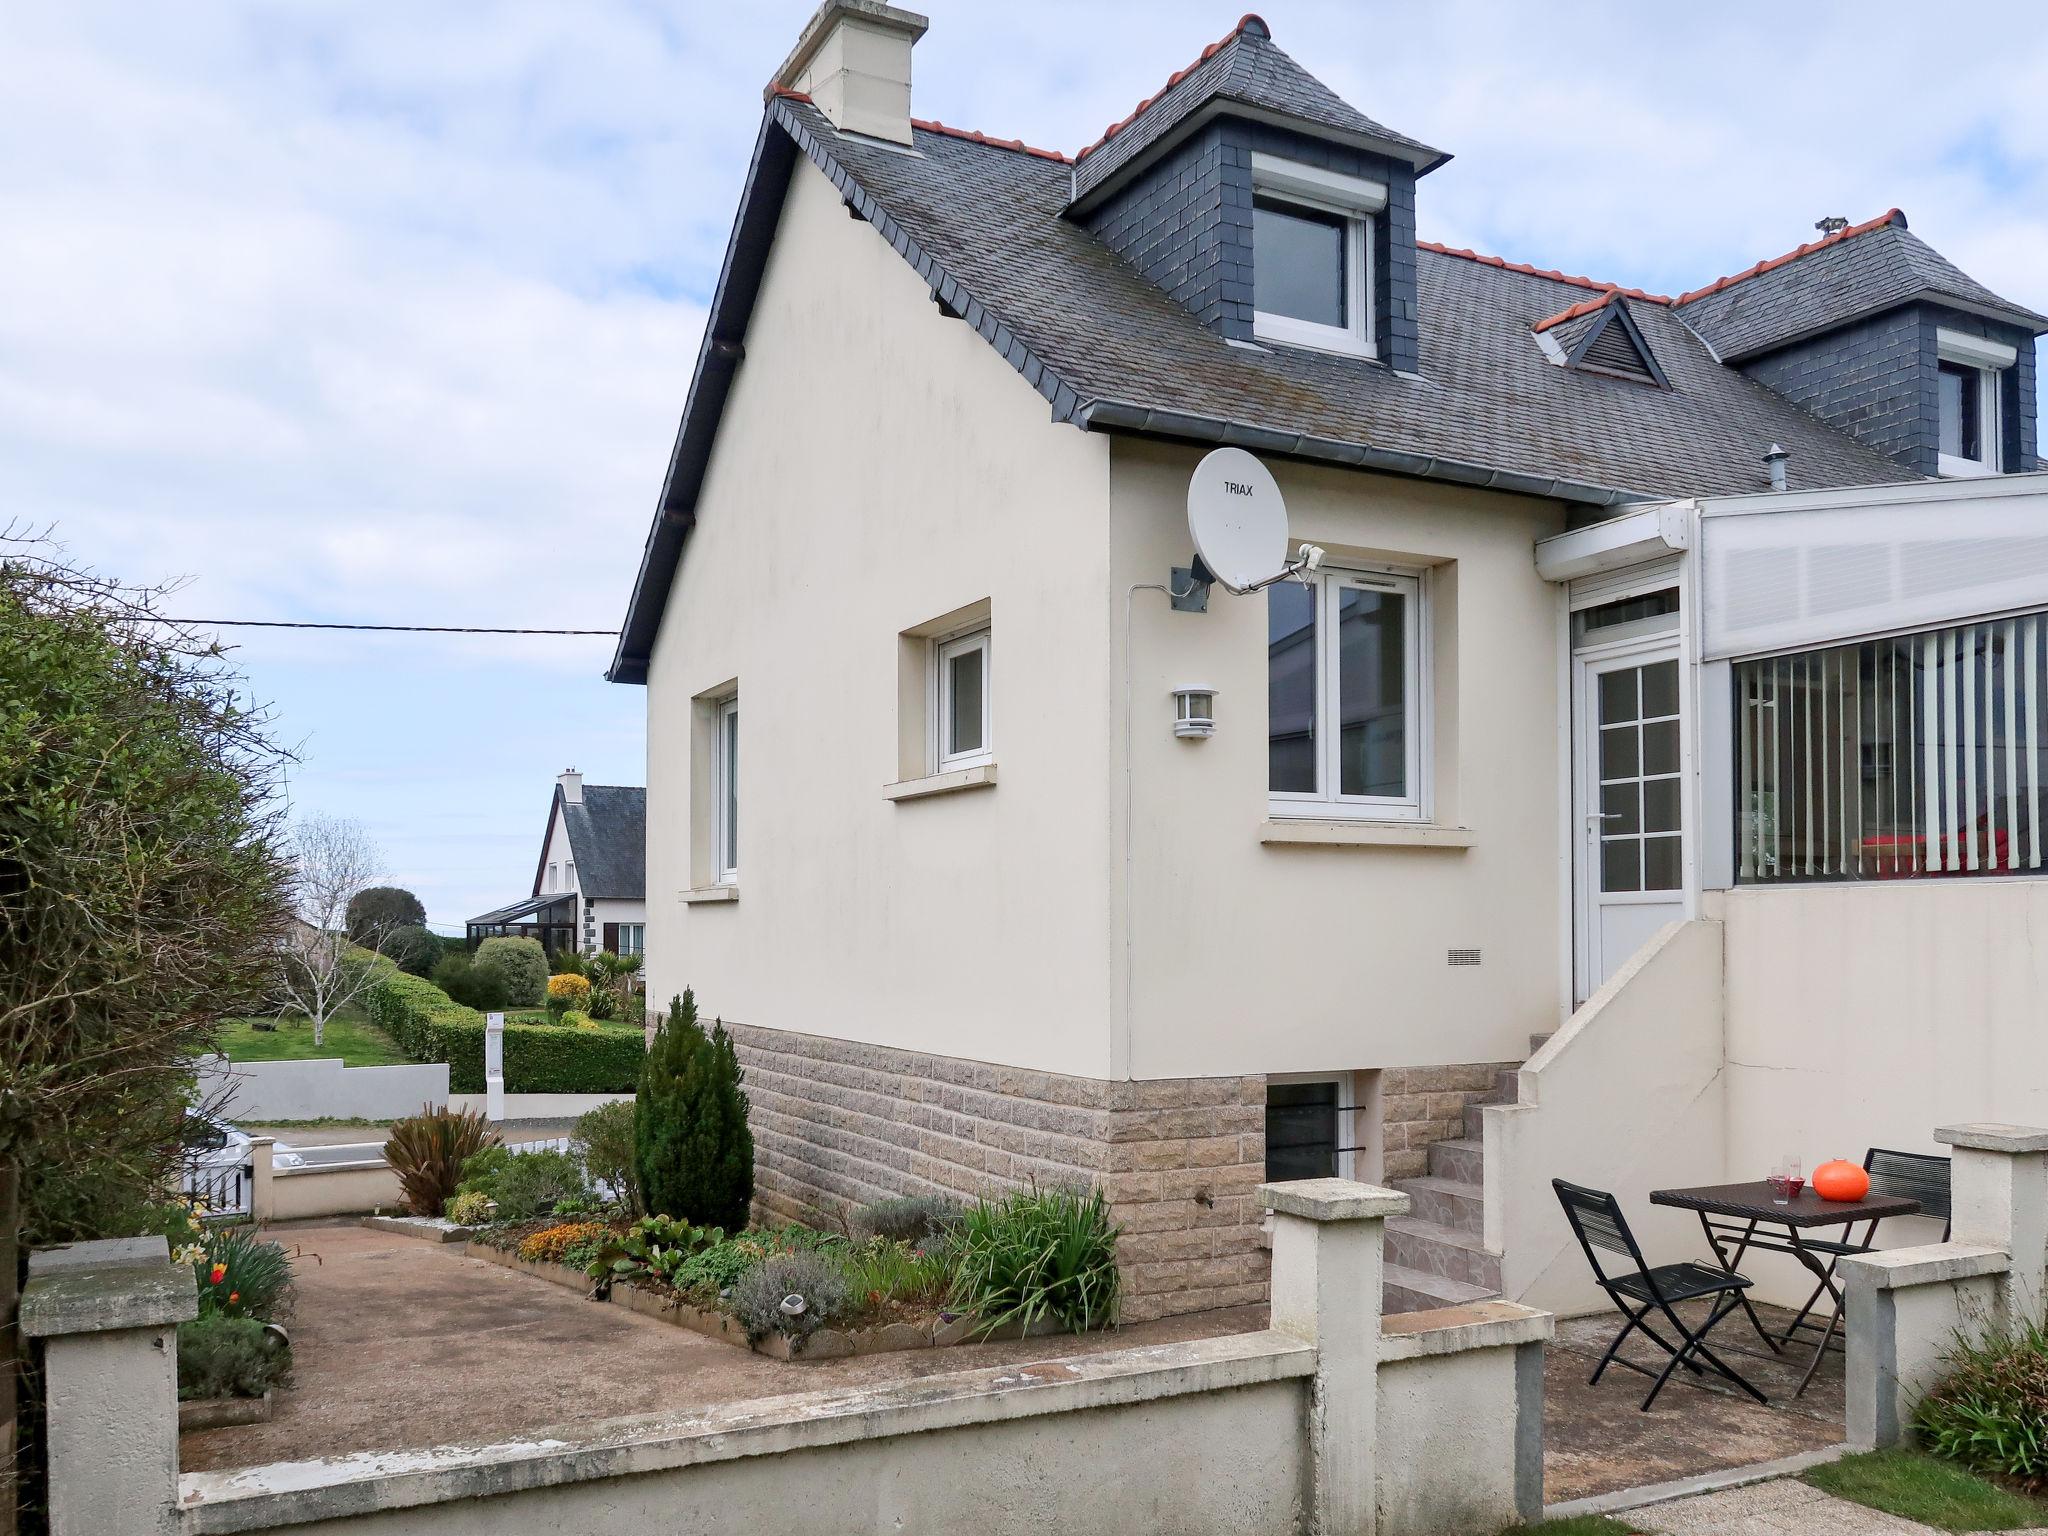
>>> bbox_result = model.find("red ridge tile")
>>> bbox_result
[1074,15,1269,163]
[1673,209,1905,306]
[1417,239,1673,305]
[911,118,1071,164]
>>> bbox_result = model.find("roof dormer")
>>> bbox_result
[1534,292,1668,387]
[1066,16,1446,374]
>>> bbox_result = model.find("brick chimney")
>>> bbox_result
[558,767,583,805]
[771,0,928,147]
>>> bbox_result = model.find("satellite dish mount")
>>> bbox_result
[1175,448,1323,611]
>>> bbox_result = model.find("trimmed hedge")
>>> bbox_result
[357,952,645,1094]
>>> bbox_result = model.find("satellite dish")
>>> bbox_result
[1187,448,1289,594]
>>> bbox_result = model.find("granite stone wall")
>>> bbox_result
[723,1021,1272,1322]
[1380,1062,1516,1182]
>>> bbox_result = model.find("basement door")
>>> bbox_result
[1573,627,1686,1003]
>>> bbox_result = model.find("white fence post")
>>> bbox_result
[1261,1177,1407,1536]
[248,1135,275,1222]
[21,1236,194,1536]
[1841,1122,2048,1448]
[485,1010,506,1122]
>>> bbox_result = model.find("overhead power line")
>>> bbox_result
[177,619,618,636]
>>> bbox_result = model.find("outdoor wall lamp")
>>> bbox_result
[1172,685,1217,739]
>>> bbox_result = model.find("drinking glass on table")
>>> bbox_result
[1768,1156,1804,1204]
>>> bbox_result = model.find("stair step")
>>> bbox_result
[1482,1067,1519,1104]
[1425,1136,1484,1185]
[1395,1174,1485,1235]
[1463,1101,1495,1139]
[1382,1262,1497,1316]
[1384,1215,1503,1290]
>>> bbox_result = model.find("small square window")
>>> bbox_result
[1249,154,1383,359]
[934,629,991,771]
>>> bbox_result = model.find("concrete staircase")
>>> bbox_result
[1381,1035,1550,1314]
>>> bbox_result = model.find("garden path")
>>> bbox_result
[180,1220,1260,1473]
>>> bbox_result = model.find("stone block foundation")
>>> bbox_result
[1379,1062,1518,1181]
[723,1022,1270,1323]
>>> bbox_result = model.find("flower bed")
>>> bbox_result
[461,1188,1113,1362]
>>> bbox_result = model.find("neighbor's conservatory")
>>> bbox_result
[1537,472,2048,1002]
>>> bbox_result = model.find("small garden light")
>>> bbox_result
[1172,685,1217,739]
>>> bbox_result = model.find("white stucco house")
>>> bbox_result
[467,769,647,962]
[608,2,2048,1319]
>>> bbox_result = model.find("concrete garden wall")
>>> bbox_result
[31,1180,1551,1536]
[197,1054,448,1123]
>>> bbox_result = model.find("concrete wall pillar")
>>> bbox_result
[20,1235,196,1536]
[1938,1122,2048,1319]
[248,1135,275,1222]
[1261,1177,1408,1536]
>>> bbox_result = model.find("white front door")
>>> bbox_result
[1574,637,1686,1001]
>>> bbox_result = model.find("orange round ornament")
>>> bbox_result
[1812,1159,1869,1202]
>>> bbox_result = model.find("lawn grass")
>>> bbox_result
[216,1006,412,1068]
[1805,1449,2048,1531]
[1507,1517,1638,1535]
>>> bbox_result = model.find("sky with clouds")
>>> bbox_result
[5,1,2043,931]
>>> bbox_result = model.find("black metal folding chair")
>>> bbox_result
[1779,1148,1952,1346]
[1553,1178,1770,1411]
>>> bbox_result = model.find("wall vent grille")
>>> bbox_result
[1447,948,1482,967]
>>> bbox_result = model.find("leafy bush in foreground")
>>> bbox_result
[473,936,548,1007]
[1916,1321,2048,1482]
[178,1314,290,1401]
[574,1099,640,1215]
[731,1249,851,1345]
[444,1190,495,1226]
[950,1184,1121,1336]
[455,1146,590,1222]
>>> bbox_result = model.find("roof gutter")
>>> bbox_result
[1071,398,1647,508]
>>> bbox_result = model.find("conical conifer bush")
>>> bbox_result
[634,989,754,1229]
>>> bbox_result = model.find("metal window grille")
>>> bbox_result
[1736,612,2048,883]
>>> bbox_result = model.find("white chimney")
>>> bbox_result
[771,1,928,147]
[558,767,583,805]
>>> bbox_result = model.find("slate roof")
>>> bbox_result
[1069,15,1447,204]
[539,784,645,900]
[1676,211,2048,361]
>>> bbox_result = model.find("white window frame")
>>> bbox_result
[563,859,575,891]
[713,695,739,886]
[617,922,645,958]
[1250,154,1385,360]
[1269,565,1428,823]
[932,627,992,772]
[547,863,558,892]
[1937,328,2013,478]
[1263,1072,1356,1182]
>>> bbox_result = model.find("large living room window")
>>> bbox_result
[1936,329,2013,478]
[1268,567,1425,820]
[1250,154,1383,358]
[1735,611,2048,883]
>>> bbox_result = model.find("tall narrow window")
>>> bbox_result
[1936,328,2012,478]
[1268,567,1425,819]
[1735,613,2048,883]
[563,860,575,891]
[714,696,738,885]
[934,629,992,771]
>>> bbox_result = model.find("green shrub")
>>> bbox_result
[950,1185,1120,1336]
[359,953,644,1092]
[574,1100,640,1215]
[455,1146,590,1221]
[731,1250,850,1345]
[550,950,589,978]
[386,1105,499,1217]
[635,990,753,1230]
[850,1194,964,1246]
[586,983,621,1022]
[1916,1321,2048,1482]
[842,1236,956,1309]
[178,1314,291,1401]
[346,886,426,944]
[382,924,444,978]
[587,1214,725,1291]
[193,1226,294,1321]
[430,952,509,1010]
[473,936,548,1007]
[444,1190,495,1226]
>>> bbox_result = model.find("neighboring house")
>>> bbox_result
[466,770,647,961]
[608,2,2047,1320]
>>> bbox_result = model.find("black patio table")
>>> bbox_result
[1649,1180,1921,1397]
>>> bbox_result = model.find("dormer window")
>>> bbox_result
[1250,155,1384,358]
[1936,328,2014,477]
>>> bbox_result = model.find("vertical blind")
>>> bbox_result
[1736,613,2048,883]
